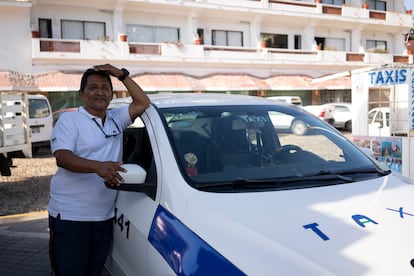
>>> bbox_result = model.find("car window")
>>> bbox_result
[158,105,379,192]
[385,111,390,127]
[335,105,349,112]
[122,117,157,193]
[29,98,50,118]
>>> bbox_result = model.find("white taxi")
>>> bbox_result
[106,93,414,276]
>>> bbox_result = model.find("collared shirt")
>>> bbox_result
[48,106,131,221]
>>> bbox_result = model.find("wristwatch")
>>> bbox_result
[118,68,129,81]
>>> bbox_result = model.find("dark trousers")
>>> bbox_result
[49,215,113,276]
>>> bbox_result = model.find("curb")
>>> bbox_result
[0,210,48,224]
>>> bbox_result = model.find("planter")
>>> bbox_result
[407,10,412,15]
[31,30,40,38]
[406,41,414,55]
[258,41,267,48]
[315,0,321,3]
[362,3,368,9]
[119,34,127,42]
[346,53,364,61]
[194,38,202,45]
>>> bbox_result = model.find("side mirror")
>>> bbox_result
[119,164,146,184]
[106,164,155,197]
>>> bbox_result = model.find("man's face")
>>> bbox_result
[80,74,113,115]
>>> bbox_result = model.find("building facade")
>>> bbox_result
[0,0,413,110]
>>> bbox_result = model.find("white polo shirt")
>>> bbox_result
[48,106,131,221]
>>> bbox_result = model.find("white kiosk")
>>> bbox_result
[351,65,414,180]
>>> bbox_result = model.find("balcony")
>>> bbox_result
[32,38,413,69]
[158,0,412,27]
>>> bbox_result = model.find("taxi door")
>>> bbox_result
[108,110,175,276]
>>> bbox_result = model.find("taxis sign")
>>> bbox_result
[368,68,408,86]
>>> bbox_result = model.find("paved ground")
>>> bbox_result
[0,212,110,276]
[0,212,51,276]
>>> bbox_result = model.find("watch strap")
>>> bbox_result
[118,68,129,81]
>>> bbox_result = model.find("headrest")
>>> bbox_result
[232,118,247,130]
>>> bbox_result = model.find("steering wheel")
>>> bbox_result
[272,144,303,159]
[262,145,303,165]
[276,144,302,153]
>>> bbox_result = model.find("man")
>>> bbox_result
[48,64,150,276]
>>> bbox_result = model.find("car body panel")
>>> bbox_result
[322,103,352,131]
[267,96,302,106]
[111,172,414,276]
[52,107,77,126]
[180,175,414,276]
[302,105,324,119]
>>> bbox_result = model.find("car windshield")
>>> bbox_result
[159,104,387,192]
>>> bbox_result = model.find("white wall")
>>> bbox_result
[0,5,32,73]
[31,4,114,40]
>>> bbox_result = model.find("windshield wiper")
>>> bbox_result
[334,167,391,177]
[197,167,390,191]
[197,172,355,191]
[196,178,267,190]
[267,171,356,184]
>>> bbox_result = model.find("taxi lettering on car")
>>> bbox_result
[105,93,414,276]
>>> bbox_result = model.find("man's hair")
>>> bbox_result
[79,68,113,92]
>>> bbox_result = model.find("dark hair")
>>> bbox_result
[79,68,113,92]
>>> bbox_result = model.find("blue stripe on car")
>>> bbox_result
[148,205,246,276]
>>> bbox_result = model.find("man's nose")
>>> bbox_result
[96,87,109,94]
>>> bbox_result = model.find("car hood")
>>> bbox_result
[181,174,414,275]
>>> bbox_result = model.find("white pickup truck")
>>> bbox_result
[0,92,32,176]
[0,92,53,176]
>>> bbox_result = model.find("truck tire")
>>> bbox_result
[0,155,11,176]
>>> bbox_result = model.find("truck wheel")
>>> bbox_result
[0,155,11,176]
[345,121,352,132]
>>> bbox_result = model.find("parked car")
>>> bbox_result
[368,107,390,136]
[322,103,353,131]
[304,103,352,131]
[267,96,302,106]
[106,93,414,276]
[301,104,335,129]
[28,94,54,151]
[301,105,325,119]
[52,107,77,126]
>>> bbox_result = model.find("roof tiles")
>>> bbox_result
[0,71,351,92]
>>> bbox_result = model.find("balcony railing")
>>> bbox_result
[32,38,413,67]
[187,0,411,26]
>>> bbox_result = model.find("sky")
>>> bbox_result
[405,0,414,11]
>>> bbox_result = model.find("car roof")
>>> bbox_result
[110,93,285,109]
[370,107,390,112]
[323,102,352,106]
[52,107,78,115]
[267,96,301,100]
